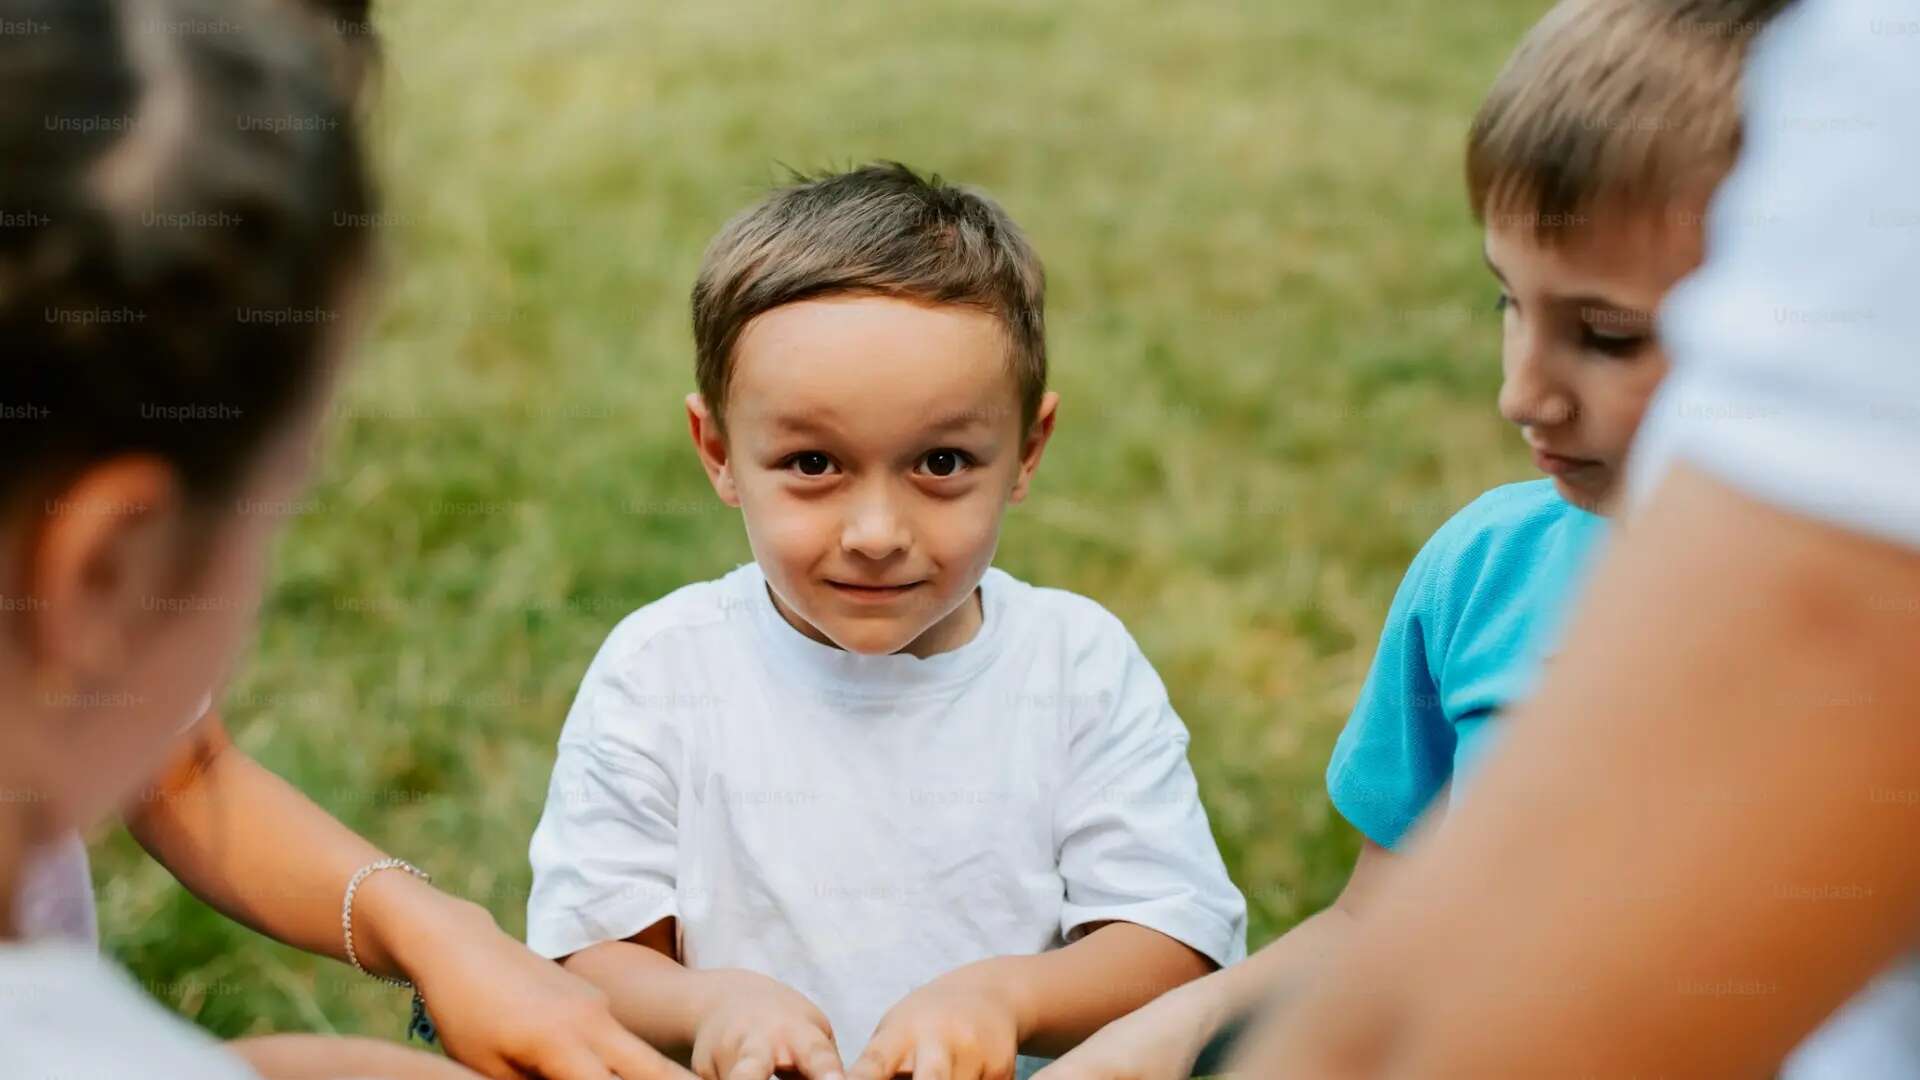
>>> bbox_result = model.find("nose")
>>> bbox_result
[840,487,911,561]
[1497,328,1577,430]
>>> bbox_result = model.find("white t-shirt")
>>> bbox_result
[0,939,259,1080]
[527,562,1247,1063]
[1632,1,1920,1074]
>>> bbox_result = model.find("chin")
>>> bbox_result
[1551,476,1610,514]
[827,623,918,656]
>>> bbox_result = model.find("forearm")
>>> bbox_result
[230,1034,480,1079]
[1258,468,1920,1075]
[126,715,495,980]
[967,921,1216,1058]
[1204,904,1359,1027]
[560,938,714,1057]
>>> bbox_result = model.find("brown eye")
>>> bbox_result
[918,449,973,478]
[785,452,834,476]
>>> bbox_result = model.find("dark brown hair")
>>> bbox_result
[290,0,378,102]
[692,162,1047,432]
[1467,0,1792,240]
[0,0,373,503]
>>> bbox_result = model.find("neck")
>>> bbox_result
[0,800,27,940]
[899,587,983,658]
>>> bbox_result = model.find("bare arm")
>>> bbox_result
[1242,466,1920,1075]
[564,919,846,1079]
[126,714,462,975]
[842,918,1220,1080]
[559,919,707,1056]
[1199,838,1395,1027]
[127,715,693,1080]
[990,920,1218,1058]
[229,1035,482,1080]
[1033,840,1396,1079]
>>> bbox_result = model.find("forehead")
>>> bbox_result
[1483,202,1706,308]
[727,295,1021,440]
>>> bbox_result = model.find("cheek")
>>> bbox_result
[1587,360,1671,452]
[922,491,1006,567]
[736,483,832,566]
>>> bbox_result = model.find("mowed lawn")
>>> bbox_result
[95,0,1551,1040]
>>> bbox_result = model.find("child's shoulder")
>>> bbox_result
[1427,479,1591,561]
[1407,479,1601,606]
[991,569,1143,664]
[593,564,759,667]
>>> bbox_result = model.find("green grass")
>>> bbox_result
[95,0,1551,1041]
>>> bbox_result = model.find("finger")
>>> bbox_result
[726,1040,775,1080]
[522,1038,615,1080]
[910,1037,951,1080]
[788,1026,847,1080]
[846,1034,906,1080]
[594,1022,700,1080]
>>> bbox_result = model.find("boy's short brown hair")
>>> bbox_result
[1468,0,1793,240]
[692,162,1046,432]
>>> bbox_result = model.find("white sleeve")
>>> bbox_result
[1631,0,1920,548]
[1054,612,1247,968]
[0,945,263,1080]
[525,636,684,960]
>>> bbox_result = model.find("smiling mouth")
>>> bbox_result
[827,580,925,597]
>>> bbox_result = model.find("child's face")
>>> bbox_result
[1485,207,1704,515]
[690,295,1056,657]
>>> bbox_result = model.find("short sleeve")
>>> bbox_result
[1326,532,1454,849]
[1631,0,1920,548]
[1054,614,1248,969]
[525,638,684,960]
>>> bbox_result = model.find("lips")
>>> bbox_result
[1530,446,1602,477]
[827,579,925,602]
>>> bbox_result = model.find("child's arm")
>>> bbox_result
[126,714,693,1080]
[229,1035,482,1080]
[1239,469,1920,1075]
[1032,839,1396,1080]
[846,921,1205,1080]
[561,919,847,1080]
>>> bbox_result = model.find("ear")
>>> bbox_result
[1008,391,1059,505]
[685,392,740,507]
[27,457,188,682]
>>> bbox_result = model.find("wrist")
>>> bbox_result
[947,956,1037,1045]
[682,967,766,1034]
[355,869,493,984]
[1165,969,1235,1041]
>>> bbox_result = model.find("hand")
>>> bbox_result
[399,901,697,1080]
[686,969,846,1080]
[848,966,1023,1080]
[1029,979,1221,1080]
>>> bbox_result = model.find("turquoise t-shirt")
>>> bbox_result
[1325,480,1607,849]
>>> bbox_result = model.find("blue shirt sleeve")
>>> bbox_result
[1325,528,1456,850]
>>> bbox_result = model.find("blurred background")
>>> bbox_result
[95,0,1549,1039]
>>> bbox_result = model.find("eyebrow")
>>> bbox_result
[766,410,838,434]
[761,406,999,437]
[1483,250,1651,322]
[923,407,1000,432]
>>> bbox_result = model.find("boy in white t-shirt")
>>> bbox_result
[526,163,1247,1080]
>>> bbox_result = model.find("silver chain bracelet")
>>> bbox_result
[341,857,430,988]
